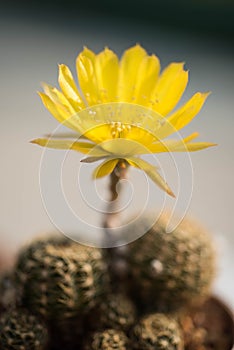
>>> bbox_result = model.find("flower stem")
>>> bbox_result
[103,160,128,230]
[103,160,129,292]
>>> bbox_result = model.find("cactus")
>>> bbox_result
[85,329,129,350]
[127,214,215,312]
[131,313,183,350]
[0,272,16,312]
[14,237,109,321]
[0,308,48,350]
[88,293,137,332]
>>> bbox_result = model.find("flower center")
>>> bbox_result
[110,122,131,138]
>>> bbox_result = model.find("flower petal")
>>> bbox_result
[95,48,119,102]
[44,132,83,139]
[134,55,160,105]
[168,91,210,130]
[82,123,158,147]
[178,142,217,152]
[42,83,76,113]
[183,132,199,142]
[81,156,109,163]
[73,102,165,142]
[92,158,119,179]
[82,124,117,144]
[148,133,216,153]
[80,144,111,158]
[126,156,175,197]
[100,138,152,157]
[30,138,95,154]
[38,92,80,132]
[150,63,188,115]
[76,47,101,105]
[156,92,210,139]
[147,132,199,153]
[58,64,86,110]
[118,44,147,102]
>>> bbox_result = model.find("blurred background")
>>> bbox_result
[0,1,234,308]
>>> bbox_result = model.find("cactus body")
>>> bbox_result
[131,313,183,350]
[90,293,137,332]
[86,329,129,350]
[0,309,48,350]
[15,237,109,321]
[127,215,215,311]
[0,272,16,311]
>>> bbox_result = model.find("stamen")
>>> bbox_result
[109,122,132,138]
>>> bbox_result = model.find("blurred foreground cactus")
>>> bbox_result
[93,293,136,332]
[0,215,224,350]
[126,214,215,312]
[0,272,16,312]
[0,308,48,350]
[14,236,109,320]
[131,313,183,350]
[85,329,129,350]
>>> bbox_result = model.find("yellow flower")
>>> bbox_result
[31,45,216,197]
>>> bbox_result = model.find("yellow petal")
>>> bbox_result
[42,83,76,114]
[150,63,188,115]
[82,123,158,147]
[156,92,210,139]
[92,158,119,179]
[134,55,160,105]
[95,48,119,102]
[100,138,152,157]
[178,142,217,152]
[38,92,81,132]
[81,156,109,163]
[81,144,112,158]
[147,133,216,153]
[118,44,147,102]
[148,132,199,153]
[74,102,165,142]
[43,132,83,139]
[183,132,199,143]
[126,156,175,197]
[168,92,210,130]
[125,125,158,146]
[76,47,100,105]
[58,64,86,110]
[30,138,95,154]
[82,124,116,144]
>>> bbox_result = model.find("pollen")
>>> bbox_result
[110,122,131,138]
